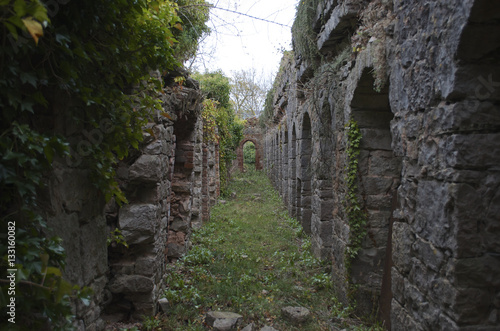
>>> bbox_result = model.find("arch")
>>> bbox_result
[282,127,289,204]
[290,124,298,217]
[297,112,313,233]
[274,131,279,184]
[237,137,263,171]
[348,67,401,322]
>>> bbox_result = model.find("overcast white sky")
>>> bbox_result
[191,0,298,81]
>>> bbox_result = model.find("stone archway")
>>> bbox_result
[237,138,262,171]
[236,117,264,171]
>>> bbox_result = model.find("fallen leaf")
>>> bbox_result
[160,112,173,120]
[22,17,43,45]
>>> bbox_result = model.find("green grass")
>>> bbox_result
[145,169,383,331]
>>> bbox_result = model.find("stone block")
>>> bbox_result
[390,298,425,331]
[119,204,159,245]
[362,226,388,249]
[425,100,500,134]
[415,180,454,250]
[135,256,157,277]
[144,139,168,155]
[47,213,83,285]
[170,220,189,232]
[367,210,391,228]
[361,176,394,196]
[353,110,393,129]
[281,306,311,324]
[392,221,414,275]
[132,301,156,319]
[455,255,500,288]
[444,133,500,169]
[369,150,402,176]
[360,128,393,151]
[411,238,444,272]
[108,275,154,294]
[79,216,108,285]
[129,155,162,183]
[172,182,191,193]
[167,243,185,258]
[311,215,333,245]
[205,311,242,331]
[453,287,492,324]
[366,194,393,211]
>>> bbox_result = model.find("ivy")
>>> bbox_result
[344,120,367,263]
[1,0,210,328]
[195,71,243,194]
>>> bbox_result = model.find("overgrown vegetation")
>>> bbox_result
[344,120,367,266]
[0,0,209,328]
[260,51,294,128]
[351,0,394,91]
[291,0,322,68]
[243,141,256,168]
[141,170,382,331]
[194,70,244,194]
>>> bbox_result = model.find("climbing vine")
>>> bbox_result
[195,71,243,194]
[344,120,367,263]
[0,0,209,328]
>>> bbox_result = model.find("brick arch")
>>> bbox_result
[237,137,263,171]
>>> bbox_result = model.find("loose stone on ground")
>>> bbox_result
[281,306,311,324]
[205,311,243,331]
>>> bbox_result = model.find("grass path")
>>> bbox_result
[148,170,379,331]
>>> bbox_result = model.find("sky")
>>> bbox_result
[191,0,299,81]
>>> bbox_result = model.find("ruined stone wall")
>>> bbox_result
[236,117,264,171]
[47,74,220,329]
[264,0,500,329]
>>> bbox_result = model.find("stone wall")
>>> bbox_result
[263,0,500,329]
[46,72,220,329]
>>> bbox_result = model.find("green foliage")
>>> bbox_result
[107,228,129,248]
[148,170,380,330]
[260,51,294,128]
[182,246,214,265]
[173,0,211,63]
[291,0,321,67]
[194,70,231,108]
[243,141,256,166]
[1,0,209,328]
[194,71,243,194]
[344,120,367,262]
[0,216,92,330]
[142,315,162,331]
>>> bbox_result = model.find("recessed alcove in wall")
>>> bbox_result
[298,112,313,234]
[290,125,298,217]
[349,68,401,323]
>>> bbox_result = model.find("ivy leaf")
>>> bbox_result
[22,17,43,45]
[44,145,54,164]
[20,72,37,87]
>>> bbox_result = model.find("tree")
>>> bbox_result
[173,0,211,64]
[230,68,271,119]
[193,70,244,194]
